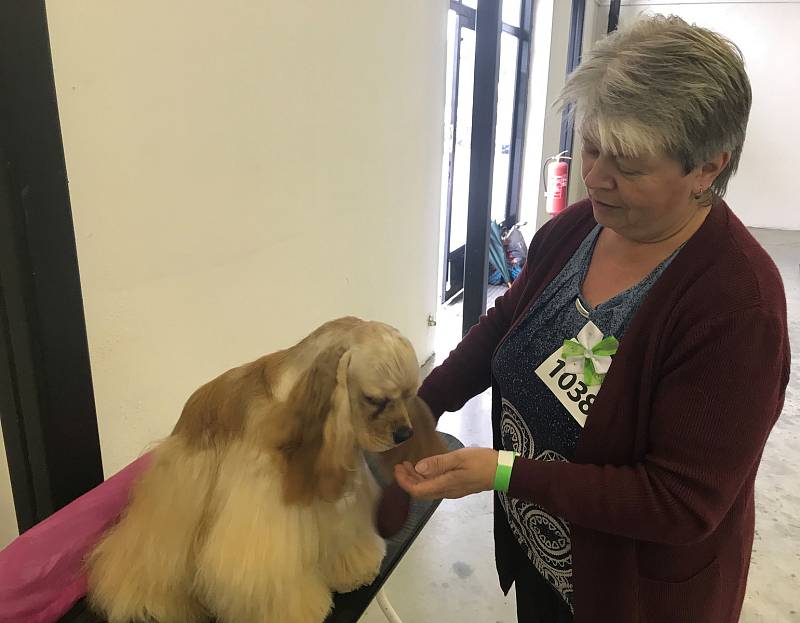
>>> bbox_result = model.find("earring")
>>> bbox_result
[693,187,705,200]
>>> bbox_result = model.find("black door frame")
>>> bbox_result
[461,0,502,335]
[559,0,586,158]
[505,0,535,240]
[608,0,622,33]
[558,0,620,198]
[440,9,471,305]
[0,0,103,533]
[441,0,536,337]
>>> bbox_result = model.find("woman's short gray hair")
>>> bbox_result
[559,15,751,197]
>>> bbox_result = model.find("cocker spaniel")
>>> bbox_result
[86,317,445,623]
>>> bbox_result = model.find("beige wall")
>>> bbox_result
[44,0,448,475]
[518,0,574,231]
[519,0,609,223]
[0,430,16,547]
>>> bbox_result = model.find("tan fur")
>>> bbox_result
[86,317,444,623]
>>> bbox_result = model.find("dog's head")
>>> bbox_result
[173,318,444,505]
[345,322,421,452]
[280,320,442,503]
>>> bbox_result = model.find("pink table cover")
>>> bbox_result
[0,454,152,623]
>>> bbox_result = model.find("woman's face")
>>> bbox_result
[581,139,720,243]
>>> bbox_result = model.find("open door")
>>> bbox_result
[439,0,533,331]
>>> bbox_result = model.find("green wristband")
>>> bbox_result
[493,450,519,493]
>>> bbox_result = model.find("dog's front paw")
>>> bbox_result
[280,577,333,623]
[325,535,386,593]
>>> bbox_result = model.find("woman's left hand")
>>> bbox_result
[393,447,498,500]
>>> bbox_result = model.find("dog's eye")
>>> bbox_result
[364,395,389,416]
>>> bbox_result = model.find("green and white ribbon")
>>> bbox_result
[561,321,619,387]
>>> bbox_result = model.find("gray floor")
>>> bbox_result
[360,228,800,623]
[740,229,800,623]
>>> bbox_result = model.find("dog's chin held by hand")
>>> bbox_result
[374,395,447,480]
[373,396,448,538]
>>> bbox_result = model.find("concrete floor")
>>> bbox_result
[360,228,800,623]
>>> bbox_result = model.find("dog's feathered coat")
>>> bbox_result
[87,317,445,623]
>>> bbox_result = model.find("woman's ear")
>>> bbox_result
[281,347,356,503]
[696,151,731,193]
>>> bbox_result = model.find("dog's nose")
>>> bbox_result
[392,426,414,444]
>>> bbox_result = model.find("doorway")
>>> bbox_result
[439,0,533,332]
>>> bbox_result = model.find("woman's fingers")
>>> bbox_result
[414,452,460,477]
[394,461,447,499]
[400,472,458,499]
[394,461,466,499]
[394,448,500,500]
[394,462,424,487]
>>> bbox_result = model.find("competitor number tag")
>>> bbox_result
[534,347,599,428]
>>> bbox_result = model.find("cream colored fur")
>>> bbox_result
[86,317,444,623]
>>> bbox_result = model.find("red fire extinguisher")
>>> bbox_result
[543,151,571,215]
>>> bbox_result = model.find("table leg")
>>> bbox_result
[375,588,404,623]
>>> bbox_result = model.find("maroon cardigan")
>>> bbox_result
[418,200,790,623]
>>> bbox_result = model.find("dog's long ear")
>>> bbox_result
[281,347,355,503]
[375,395,447,482]
[314,350,356,500]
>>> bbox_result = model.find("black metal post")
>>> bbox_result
[559,0,586,157]
[505,0,534,226]
[608,0,622,33]
[462,0,502,336]
[450,0,476,25]
[442,16,464,304]
[0,0,103,532]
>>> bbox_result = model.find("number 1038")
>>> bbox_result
[548,358,596,415]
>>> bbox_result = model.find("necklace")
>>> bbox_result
[575,297,591,319]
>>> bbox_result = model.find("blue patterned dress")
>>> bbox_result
[492,224,680,611]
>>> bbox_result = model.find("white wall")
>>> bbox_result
[0,430,16,547]
[585,0,800,230]
[45,0,448,475]
[518,0,575,231]
[566,1,610,206]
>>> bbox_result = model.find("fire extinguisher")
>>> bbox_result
[543,151,572,215]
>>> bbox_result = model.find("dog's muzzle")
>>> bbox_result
[392,426,414,445]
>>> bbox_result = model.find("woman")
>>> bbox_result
[395,16,790,623]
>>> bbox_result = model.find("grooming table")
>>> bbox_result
[58,432,463,623]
